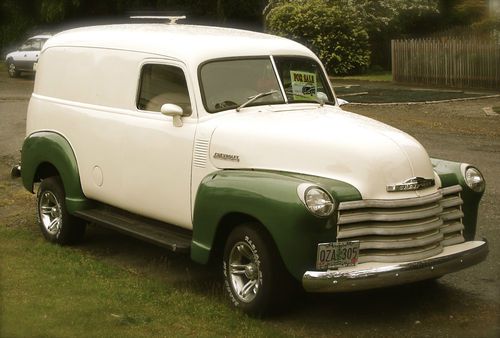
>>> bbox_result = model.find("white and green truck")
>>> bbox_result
[14,23,488,315]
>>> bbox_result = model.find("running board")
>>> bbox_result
[75,206,192,253]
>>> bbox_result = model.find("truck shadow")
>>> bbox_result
[79,224,493,332]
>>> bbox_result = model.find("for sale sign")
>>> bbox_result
[290,71,317,100]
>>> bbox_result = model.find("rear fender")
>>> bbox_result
[21,131,92,213]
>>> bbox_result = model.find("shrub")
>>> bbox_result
[266,0,370,75]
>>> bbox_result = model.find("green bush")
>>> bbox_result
[266,0,370,75]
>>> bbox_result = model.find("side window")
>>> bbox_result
[33,39,43,50]
[137,64,192,116]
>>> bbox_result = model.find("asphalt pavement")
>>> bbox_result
[0,71,498,337]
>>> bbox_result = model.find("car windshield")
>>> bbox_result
[199,56,334,113]
[19,38,49,51]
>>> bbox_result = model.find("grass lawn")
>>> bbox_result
[0,225,292,337]
[0,177,292,337]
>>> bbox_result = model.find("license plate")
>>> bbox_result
[316,241,360,270]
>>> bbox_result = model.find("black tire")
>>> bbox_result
[223,223,294,316]
[36,176,86,244]
[7,60,19,78]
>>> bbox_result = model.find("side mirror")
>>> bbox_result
[316,92,328,105]
[160,103,183,127]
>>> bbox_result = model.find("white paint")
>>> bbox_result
[208,105,438,200]
[27,23,446,230]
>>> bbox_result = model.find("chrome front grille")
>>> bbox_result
[337,185,464,263]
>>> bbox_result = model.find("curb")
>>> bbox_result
[343,94,500,106]
[0,96,30,102]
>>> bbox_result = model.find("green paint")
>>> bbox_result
[191,169,361,280]
[431,158,484,240]
[21,132,92,213]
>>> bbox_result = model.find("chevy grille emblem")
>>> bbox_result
[387,177,435,192]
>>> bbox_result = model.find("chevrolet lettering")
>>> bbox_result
[213,153,240,162]
[14,22,488,316]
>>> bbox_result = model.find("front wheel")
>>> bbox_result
[223,223,293,316]
[7,61,19,78]
[37,176,86,244]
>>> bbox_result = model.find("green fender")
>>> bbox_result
[21,131,92,213]
[191,169,361,280]
[431,158,484,240]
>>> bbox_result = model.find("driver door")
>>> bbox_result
[119,60,197,229]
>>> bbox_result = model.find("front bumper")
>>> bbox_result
[10,164,21,178]
[302,240,488,292]
[11,164,21,178]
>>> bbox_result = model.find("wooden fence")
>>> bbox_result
[392,38,500,89]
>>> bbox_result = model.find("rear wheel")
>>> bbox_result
[37,176,86,244]
[223,223,293,316]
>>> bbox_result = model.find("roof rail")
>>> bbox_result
[130,15,186,24]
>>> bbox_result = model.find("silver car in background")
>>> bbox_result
[5,34,51,78]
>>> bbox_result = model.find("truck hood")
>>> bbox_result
[209,104,439,200]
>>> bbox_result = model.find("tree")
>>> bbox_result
[266,0,370,75]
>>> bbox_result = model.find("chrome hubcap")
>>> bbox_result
[228,241,261,303]
[39,191,62,235]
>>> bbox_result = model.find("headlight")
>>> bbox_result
[464,166,485,192]
[297,184,335,217]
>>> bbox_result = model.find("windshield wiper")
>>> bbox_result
[236,90,278,112]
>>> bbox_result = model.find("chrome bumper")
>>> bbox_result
[302,240,488,292]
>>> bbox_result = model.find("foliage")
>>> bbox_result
[346,0,439,35]
[265,0,441,74]
[266,0,370,75]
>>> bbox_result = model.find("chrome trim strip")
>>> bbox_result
[439,195,462,208]
[440,221,464,234]
[357,230,443,250]
[339,191,443,210]
[338,204,443,224]
[441,185,462,195]
[303,240,488,293]
[439,209,464,221]
[358,243,443,263]
[337,217,443,238]
[442,235,465,246]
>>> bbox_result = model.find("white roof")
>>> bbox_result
[43,24,317,66]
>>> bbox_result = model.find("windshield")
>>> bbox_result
[199,56,334,113]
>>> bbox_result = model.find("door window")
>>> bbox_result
[137,64,192,116]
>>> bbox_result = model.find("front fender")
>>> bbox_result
[21,131,91,213]
[191,169,361,280]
